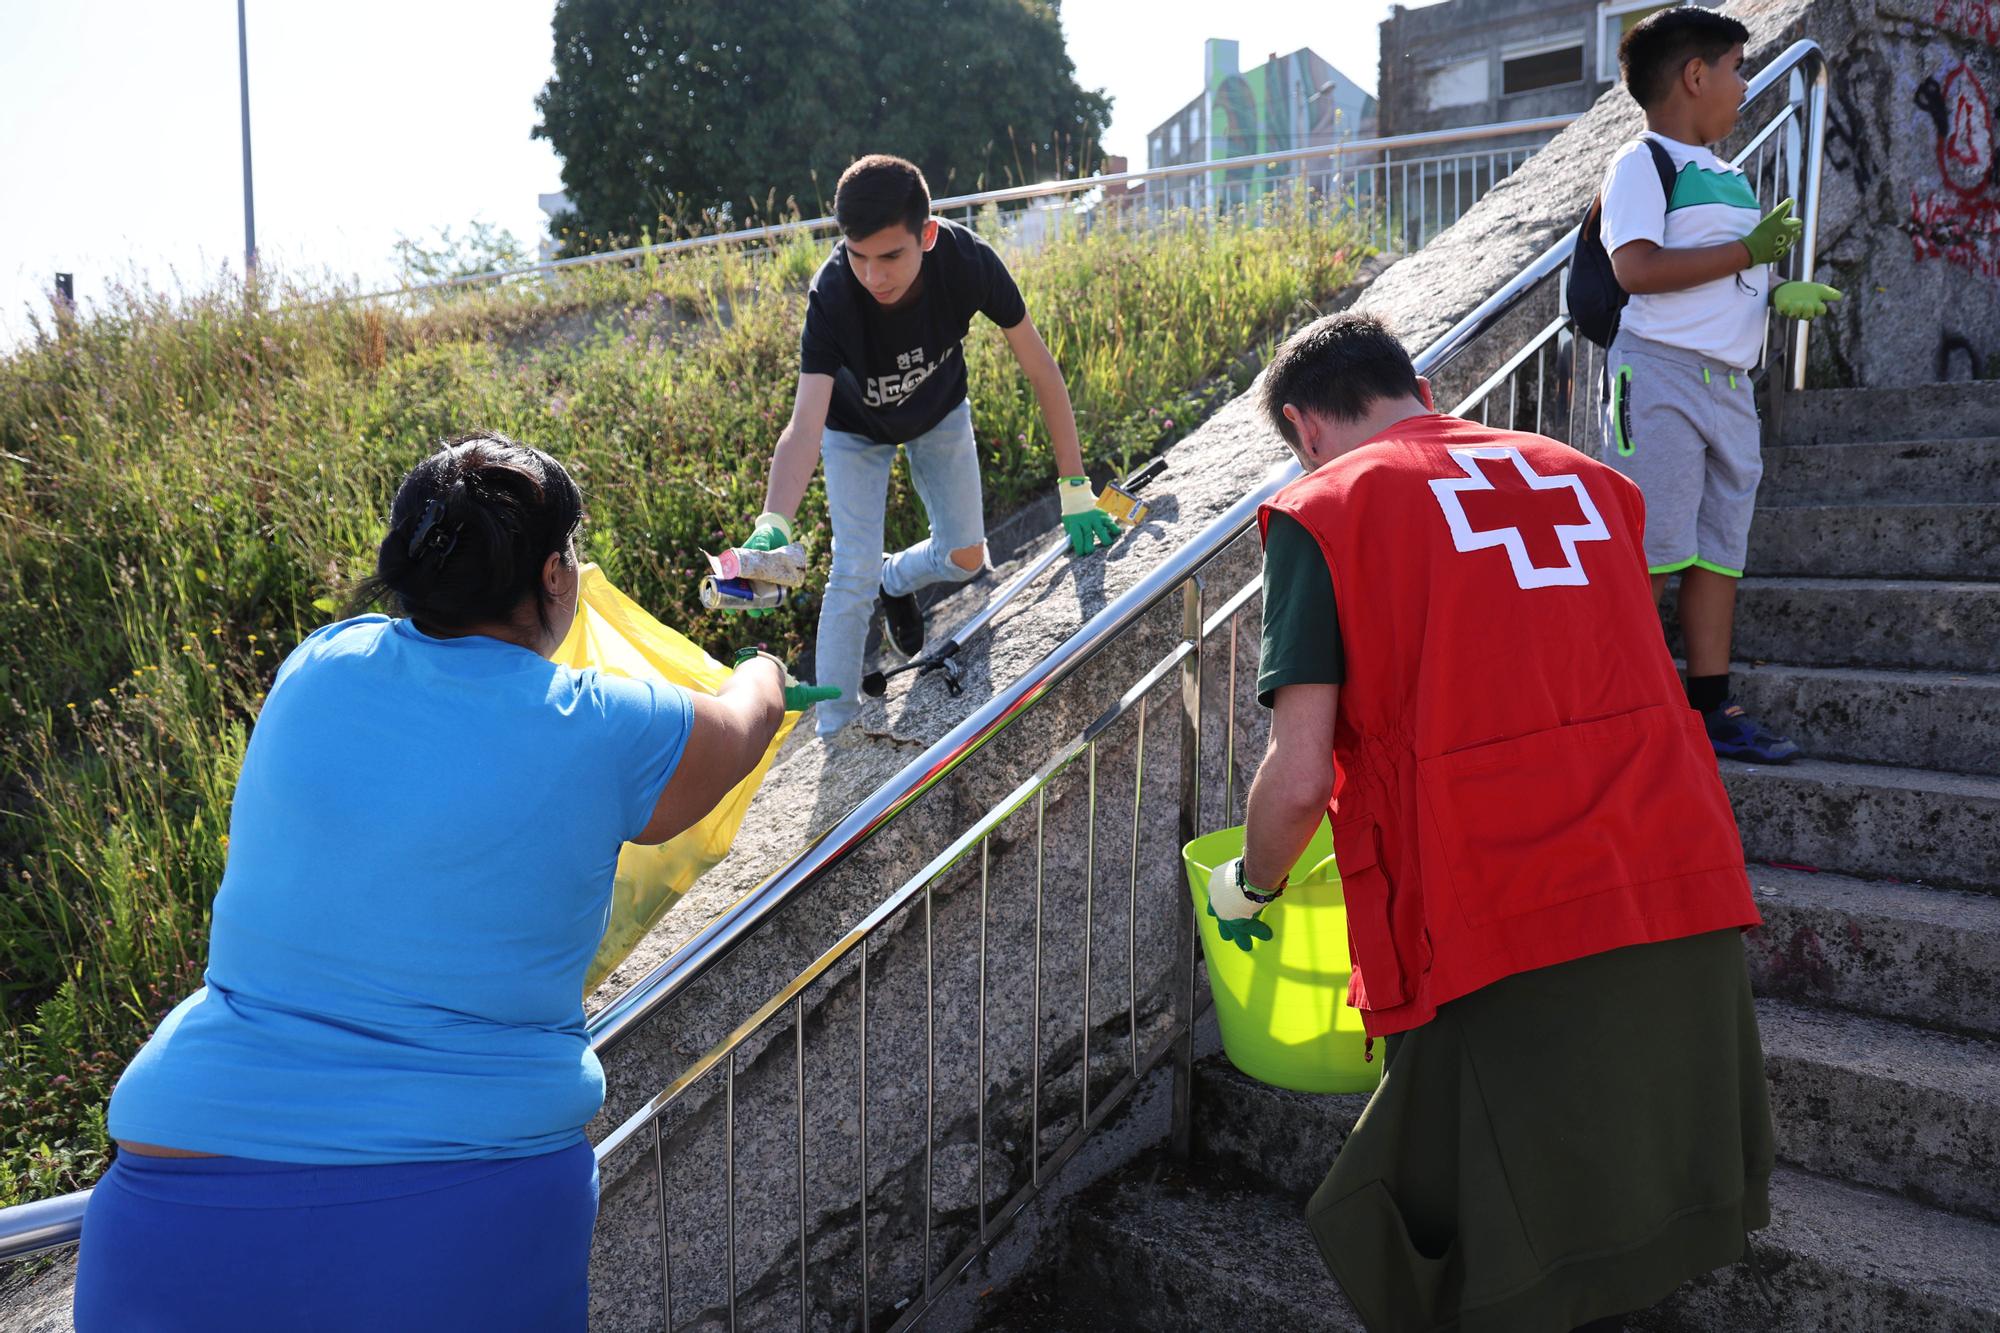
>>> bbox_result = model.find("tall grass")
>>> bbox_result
[0,194,1363,1204]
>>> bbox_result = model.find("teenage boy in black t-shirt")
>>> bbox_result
[737,154,1118,736]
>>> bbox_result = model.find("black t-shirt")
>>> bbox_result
[800,218,1028,444]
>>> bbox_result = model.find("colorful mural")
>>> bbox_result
[1199,40,1375,195]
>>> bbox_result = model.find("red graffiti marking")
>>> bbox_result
[1941,62,1996,194]
[1909,188,2000,279]
[1911,63,2000,280]
[1935,0,2000,45]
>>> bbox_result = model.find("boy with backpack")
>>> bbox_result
[736,154,1120,737]
[1590,6,1841,762]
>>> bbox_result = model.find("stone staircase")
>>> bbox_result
[970,382,2000,1332]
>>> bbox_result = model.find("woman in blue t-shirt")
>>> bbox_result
[74,435,808,1331]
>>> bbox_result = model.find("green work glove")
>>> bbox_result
[1206,856,1284,953]
[742,510,795,553]
[1207,901,1273,953]
[1058,476,1122,556]
[1771,280,1844,321]
[1740,198,1803,266]
[733,647,841,713]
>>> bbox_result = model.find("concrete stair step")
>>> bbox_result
[1746,502,2000,579]
[1758,436,2000,506]
[1052,1163,1366,1332]
[1189,1056,2000,1331]
[1747,865,2000,1039]
[1757,997,2000,1222]
[1668,577,2000,674]
[1777,382,2000,446]
[1637,1168,2000,1332]
[1191,1058,1369,1200]
[1720,757,2000,892]
[1722,662,2000,777]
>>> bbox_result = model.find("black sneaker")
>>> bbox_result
[879,583,924,656]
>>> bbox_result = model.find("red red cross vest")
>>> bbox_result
[1260,413,1758,1037]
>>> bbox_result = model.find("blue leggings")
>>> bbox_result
[73,1139,597,1332]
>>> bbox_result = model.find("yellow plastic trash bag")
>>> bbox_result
[552,564,800,992]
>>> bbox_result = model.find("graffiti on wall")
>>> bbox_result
[1827,49,1892,188]
[1908,61,2000,281]
[1932,0,2000,47]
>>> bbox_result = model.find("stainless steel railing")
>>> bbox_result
[584,39,1829,1331]
[0,43,1828,1309]
[352,116,1577,305]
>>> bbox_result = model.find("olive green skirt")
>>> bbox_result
[1304,930,1773,1333]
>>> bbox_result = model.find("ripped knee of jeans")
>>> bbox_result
[945,542,988,581]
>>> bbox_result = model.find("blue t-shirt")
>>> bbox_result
[108,616,694,1164]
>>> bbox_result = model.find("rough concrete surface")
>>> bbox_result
[1638,1167,2000,1332]
[1747,502,2000,579]
[1757,435,2000,504]
[1723,663,2000,776]
[1721,756,2000,888]
[1047,1165,1366,1333]
[1746,866,2000,1036]
[1757,996,2000,1220]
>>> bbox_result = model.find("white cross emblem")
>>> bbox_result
[1427,447,1610,589]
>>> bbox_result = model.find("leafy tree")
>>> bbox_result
[533,0,1111,251]
[391,219,533,284]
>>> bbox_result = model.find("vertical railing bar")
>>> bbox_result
[922,873,935,1300]
[1128,693,1146,1078]
[1224,609,1239,825]
[654,1116,675,1333]
[1082,740,1097,1128]
[977,838,990,1243]
[795,996,808,1333]
[1534,341,1547,437]
[1508,369,1519,433]
[1031,787,1045,1187]
[858,942,871,1333]
[1171,576,1203,1159]
[726,1056,738,1332]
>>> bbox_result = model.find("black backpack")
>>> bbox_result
[1567,137,1678,348]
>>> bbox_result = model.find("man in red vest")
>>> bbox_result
[1213,312,1773,1333]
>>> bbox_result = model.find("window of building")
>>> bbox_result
[1425,55,1489,111]
[1151,135,1163,166]
[1169,122,1181,156]
[1597,1,1680,82]
[1190,105,1202,149]
[1501,38,1585,95]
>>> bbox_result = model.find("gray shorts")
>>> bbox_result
[1602,332,1763,577]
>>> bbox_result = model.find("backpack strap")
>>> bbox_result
[1642,135,1678,209]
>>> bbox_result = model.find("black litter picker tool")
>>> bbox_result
[861,455,1168,699]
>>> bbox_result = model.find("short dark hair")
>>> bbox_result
[1259,312,1421,445]
[356,433,583,634]
[834,154,931,239]
[1619,6,1749,109]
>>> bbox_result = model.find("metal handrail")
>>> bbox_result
[349,115,1579,304]
[0,39,1826,1273]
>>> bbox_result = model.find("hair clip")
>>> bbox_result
[406,496,460,566]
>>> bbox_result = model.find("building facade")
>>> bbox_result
[1145,39,1377,207]
[1376,0,1717,141]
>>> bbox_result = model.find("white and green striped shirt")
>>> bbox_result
[1601,131,1770,371]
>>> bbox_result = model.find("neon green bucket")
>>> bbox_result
[1183,821,1380,1094]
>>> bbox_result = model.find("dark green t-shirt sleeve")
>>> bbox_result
[1258,512,1345,709]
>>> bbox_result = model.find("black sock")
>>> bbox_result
[1686,673,1729,713]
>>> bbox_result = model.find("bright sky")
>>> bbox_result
[0,1,1396,344]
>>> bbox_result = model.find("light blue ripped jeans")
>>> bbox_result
[815,398,986,735]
